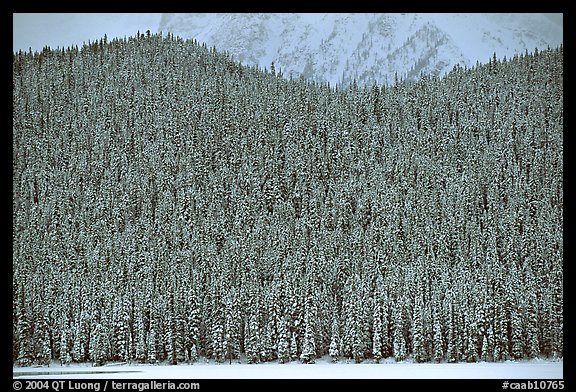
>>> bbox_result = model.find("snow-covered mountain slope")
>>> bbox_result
[158,13,562,86]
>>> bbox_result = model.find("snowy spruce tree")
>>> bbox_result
[329,314,340,362]
[393,300,407,362]
[300,309,316,364]
[277,316,291,364]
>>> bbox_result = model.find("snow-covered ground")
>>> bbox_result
[13,357,563,379]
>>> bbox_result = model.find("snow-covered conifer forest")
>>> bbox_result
[13,33,562,367]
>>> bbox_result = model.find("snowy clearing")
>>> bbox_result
[13,358,563,379]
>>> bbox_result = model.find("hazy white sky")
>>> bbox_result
[13,13,162,52]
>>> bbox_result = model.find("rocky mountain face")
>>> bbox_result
[158,13,562,86]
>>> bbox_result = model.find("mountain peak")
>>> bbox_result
[158,13,562,86]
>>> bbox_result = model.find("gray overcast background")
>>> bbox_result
[13,13,162,52]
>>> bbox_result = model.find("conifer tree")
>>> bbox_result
[393,300,407,362]
[329,314,340,362]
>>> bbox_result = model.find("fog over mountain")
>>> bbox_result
[159,13,563,86]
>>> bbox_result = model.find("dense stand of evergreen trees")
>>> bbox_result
[13,33,562,366]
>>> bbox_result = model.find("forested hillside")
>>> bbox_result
[12,33,563,366]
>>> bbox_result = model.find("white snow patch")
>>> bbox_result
[13,358,563,379]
